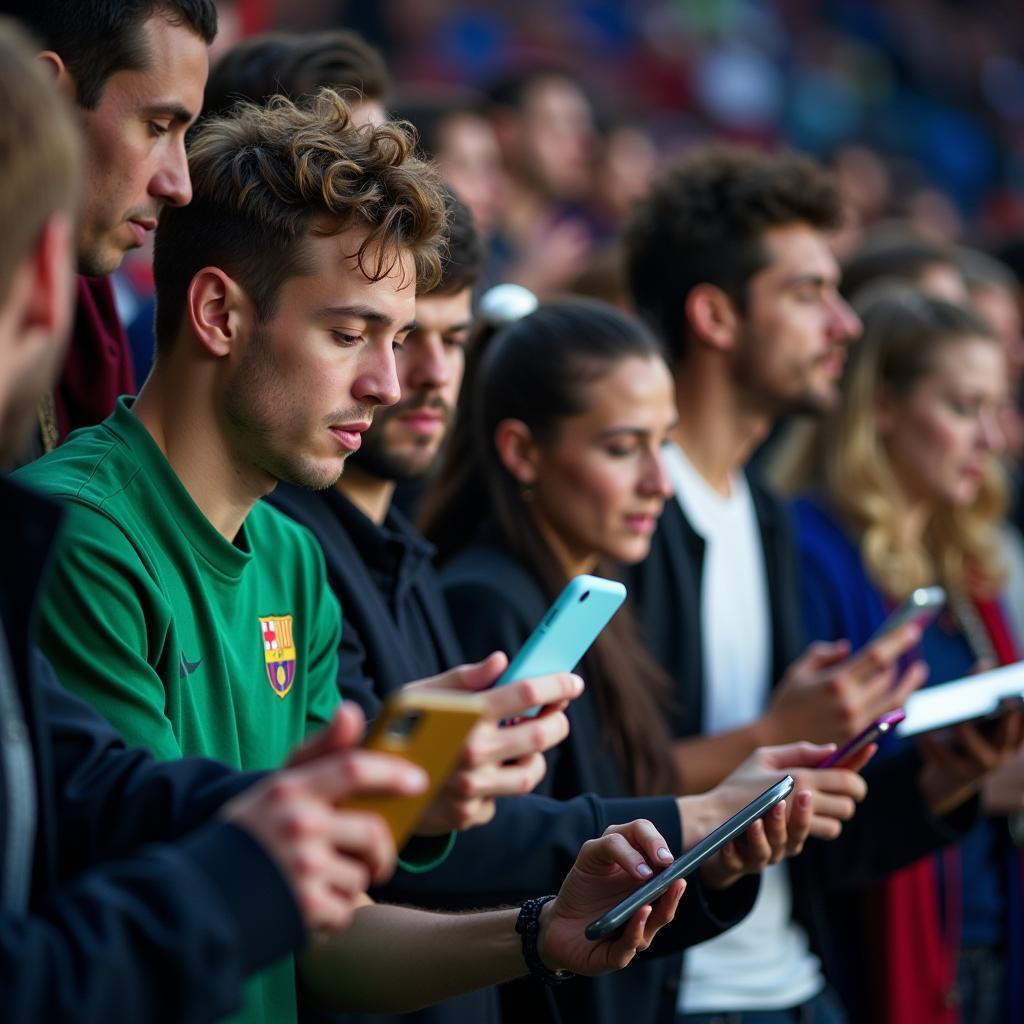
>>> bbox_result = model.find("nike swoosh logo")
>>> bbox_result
[178,651,203,679]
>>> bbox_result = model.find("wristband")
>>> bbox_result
[515,895,574,985]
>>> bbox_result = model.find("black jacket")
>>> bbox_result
[626,473,979,1007]
[440,532,759,1024]
[268,484,757,1024]
[0,474,304,1023]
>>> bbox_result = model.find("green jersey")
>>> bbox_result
[17,397,343,1024]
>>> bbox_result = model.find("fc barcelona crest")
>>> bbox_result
[259,615,297,698]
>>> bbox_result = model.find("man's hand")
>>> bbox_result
[761,625,927,746]
[223,703,427,934]
[406,652,583,833]
[681,741,870,852]
[698,790,815,890]
[918,710,1024,817]
[537,820,685,974]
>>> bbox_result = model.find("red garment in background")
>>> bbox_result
[55,276,136,442]
[881,596,1018,1024]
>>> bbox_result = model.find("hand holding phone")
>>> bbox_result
[340,690,484,848]
[586,777,795,941]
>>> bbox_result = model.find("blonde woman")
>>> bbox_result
[792,288,1024,1024]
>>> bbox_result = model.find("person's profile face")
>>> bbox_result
[76,14,208,276]
[880,336,1007,510]
[219,228,416,492]
[733,222,862,417]
[348,286,472,484]
[519,77,595,202]
[520,354,676,572]
[437,114,505,237]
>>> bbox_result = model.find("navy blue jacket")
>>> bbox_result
[0,475,304,1023]
[440,531,759,1024]
[268,484,757,1024]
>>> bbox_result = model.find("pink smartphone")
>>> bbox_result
[819,709,906,768]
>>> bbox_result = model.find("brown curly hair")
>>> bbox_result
[154,87,447,352]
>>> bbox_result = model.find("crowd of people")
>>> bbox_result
[2,3,1024,1024]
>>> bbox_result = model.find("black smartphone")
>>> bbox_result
[585,776,795,941]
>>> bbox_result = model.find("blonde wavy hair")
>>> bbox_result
[819,288,1007,600]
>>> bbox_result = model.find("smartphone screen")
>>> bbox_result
[585,776,795,941]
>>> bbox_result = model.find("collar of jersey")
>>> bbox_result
[107,397,252,580]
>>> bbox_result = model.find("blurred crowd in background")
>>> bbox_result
[116,0,1024,381]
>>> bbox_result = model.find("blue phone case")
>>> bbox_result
[494,574,627,717]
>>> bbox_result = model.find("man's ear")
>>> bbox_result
[494,418,540,486]
[684,283,741,353]
[185,268,252,358]
[21,212,75,338]
[36,51,77,104]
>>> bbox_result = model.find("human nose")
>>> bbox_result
[641,447,674,500]
[150,135,192,208]
[827,292,861,344]
[406,332,451,391]
[979,407,1007,456]
[353,343,402,409]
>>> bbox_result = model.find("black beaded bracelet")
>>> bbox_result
[515,895,574,986]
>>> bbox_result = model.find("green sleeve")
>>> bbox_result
[300,539,344,736]
[37,504,184,760]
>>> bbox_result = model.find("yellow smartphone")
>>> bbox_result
[341,689,485,848]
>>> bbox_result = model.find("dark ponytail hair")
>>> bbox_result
[421,297,679,796]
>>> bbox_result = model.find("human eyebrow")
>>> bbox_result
[318,304,416,334]
[594,426,648,441]
[781,273,831,290]
[143,103,195,126]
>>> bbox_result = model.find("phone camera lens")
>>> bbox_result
[386,710,421,741]
[579,590,590,603]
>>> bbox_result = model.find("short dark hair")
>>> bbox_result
[7,0,216,109]
[434,190,484,296]
[153,89,446,354]
[393,87,486,158]
[626,145,842,364]
[484,67,582,113]
[841,235,957,302]
[203,29,391,121]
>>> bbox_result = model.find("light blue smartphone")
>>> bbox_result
[494,574,627,717]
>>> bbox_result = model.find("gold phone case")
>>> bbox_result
[342,689,485,848]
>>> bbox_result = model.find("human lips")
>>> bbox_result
[127,217,157,246]
[399,408,445,435]
[623,511,660,535]
[329,421,371,452]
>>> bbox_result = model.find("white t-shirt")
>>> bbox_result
[665,443,825,1014]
